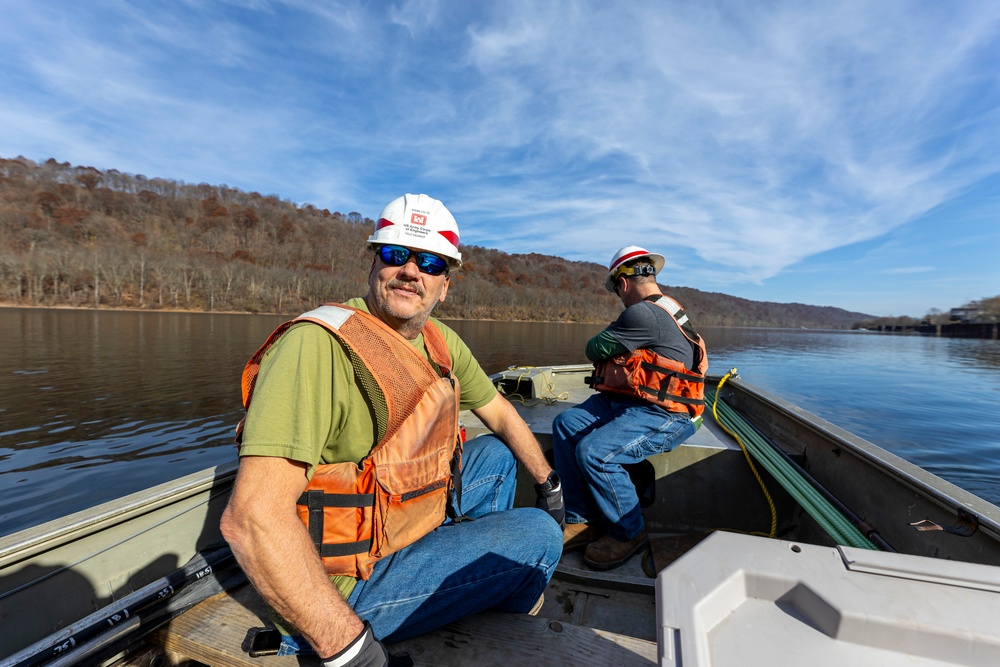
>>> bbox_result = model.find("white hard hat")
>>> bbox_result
[604,246,665,292]
[366,194,462,267]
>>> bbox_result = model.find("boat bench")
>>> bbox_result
[150,583,294,667]
[150,581,657,666]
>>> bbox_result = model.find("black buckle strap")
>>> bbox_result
[319,539,372,557]
[638,384,705,406]
[638,361,704,383]
[297,490,376,508]
[299,489,376,555]
[447,442,472,522]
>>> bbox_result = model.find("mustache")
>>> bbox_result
[386,279,425,297]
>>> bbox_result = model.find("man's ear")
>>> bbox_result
[438,275,451,303]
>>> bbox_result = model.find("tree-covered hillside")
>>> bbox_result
[0,156,870,328]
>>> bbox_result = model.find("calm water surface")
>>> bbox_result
[2,308,999,538]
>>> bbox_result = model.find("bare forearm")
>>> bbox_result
[221,459,363,658]
[228,515,361,654]
[500,420,552,483]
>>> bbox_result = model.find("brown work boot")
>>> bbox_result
[528,593,544,616]
[563,522,602,552]
[583,530,649,570]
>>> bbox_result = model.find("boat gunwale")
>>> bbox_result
[715,374,1000,538]
[0,460,238,569]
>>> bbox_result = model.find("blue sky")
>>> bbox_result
[2,1,999,317]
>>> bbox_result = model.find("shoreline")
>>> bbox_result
[0,301,608,325]
[0,304,878,331]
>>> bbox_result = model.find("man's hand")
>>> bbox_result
[534,471,566,528]
[320,621,387,667]
[320,622,413,667]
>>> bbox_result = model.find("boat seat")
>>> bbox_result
[150,580,657,666]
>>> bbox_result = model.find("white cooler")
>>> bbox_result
[656,531,1000,666]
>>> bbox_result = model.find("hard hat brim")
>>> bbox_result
[604,250,665,292]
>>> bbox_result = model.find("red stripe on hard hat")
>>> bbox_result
[375,217,395,231]
[438,230,459,248]
[610,249,650,272]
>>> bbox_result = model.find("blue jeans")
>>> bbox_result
[278,434,562,653]
[552,393,696,541]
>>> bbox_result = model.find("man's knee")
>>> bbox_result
[552,410,572,441]
[575,435,611,470]
[524,507,563,557]
[553,406,590,443]
[496,507,562,557]
[464,434,516,471]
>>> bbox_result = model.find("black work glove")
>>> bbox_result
[321,621,412,667]
[534,471,566,528]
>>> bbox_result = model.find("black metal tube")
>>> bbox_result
[7,544,237,667]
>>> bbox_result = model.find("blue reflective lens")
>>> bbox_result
[378,245,448,275]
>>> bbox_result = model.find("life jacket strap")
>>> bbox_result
[637,384,705,406]
[638,361,705,383]
[297,489,375,508]
[319,540,372,558]
[299,489,376,559]
[446,442,472,522]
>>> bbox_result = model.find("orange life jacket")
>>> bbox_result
[588,296,708,416]
[238,304,461,580]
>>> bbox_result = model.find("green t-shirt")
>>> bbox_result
[238,298,497,608]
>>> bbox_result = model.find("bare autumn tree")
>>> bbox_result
[130,251,148,307]
[100,252,132,306]
[75,167,102,191]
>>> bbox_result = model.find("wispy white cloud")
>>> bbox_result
[1,0,999,314]
[879,266,936,275]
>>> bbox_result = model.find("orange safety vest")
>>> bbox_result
[238,304,461,580]
[588,296,708,417]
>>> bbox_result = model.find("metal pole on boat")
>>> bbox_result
[739,417,897,553]
[3,544,242,667]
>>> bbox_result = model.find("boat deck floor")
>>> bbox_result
[148,529,716,666]
[151,556,660,666]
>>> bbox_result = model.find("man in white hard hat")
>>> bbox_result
[222,194,564,665]
[552,246,708,571]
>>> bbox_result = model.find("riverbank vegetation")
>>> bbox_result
[1,156,870,328]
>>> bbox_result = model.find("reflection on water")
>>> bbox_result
[444,319,603,374]
[2,311,999,537]
[0,308,285,536]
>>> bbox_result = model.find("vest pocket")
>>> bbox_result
[372,450,451,558]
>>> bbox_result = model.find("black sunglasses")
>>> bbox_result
[377,245,449,276]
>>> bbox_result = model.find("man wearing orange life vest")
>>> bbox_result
[221,194,563,666]
[553,246,708,571]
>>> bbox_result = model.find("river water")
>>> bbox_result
[2,308,999,538]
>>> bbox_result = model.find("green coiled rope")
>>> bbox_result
[706,371,878,550]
